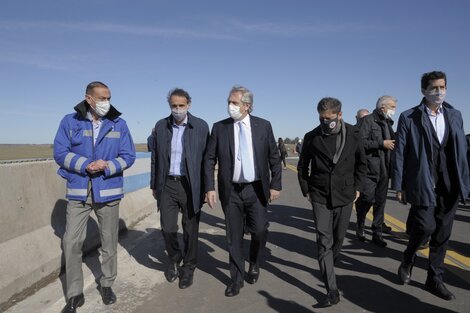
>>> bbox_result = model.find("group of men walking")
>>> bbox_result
[53,70,468,312]
[298,70,469,306]
[54,83,281,312]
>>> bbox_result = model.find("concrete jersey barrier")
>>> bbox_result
[0,152,155,311]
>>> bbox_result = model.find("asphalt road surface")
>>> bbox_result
[6,157,470,313]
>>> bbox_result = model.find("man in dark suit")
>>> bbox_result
[204,85,282,297]
[150,88,209,289]
[393,71,470,300]
[298,97,366,307]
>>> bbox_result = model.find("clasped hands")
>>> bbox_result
[86,159,108,174]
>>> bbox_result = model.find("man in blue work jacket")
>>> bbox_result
[54,81,135,313]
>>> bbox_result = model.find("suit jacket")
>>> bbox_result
[204,115,282,208]
[391,100,470,206]
[150,112,209,213]
[297,122,367,207]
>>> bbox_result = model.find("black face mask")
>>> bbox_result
[320,116,340,135]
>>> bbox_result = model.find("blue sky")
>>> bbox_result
[1,0,469,144]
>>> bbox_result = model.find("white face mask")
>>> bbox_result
[172,108,188,122]
[425,90,446,106]
[386,109,396,119]
[228,104,243,120]
[94,100,110,117]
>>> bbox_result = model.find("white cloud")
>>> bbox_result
[227,19,368,37]
[0,20,238,40]
[0,19,367,40]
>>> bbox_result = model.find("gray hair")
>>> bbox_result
[229,85,254,113]
[356,108,369,119]
[376,95,397,109]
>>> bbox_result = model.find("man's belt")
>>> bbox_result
[167,175,185,181]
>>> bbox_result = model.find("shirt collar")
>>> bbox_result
[238,114,251,128]
[172,114,188,127]
[86,110,102,123]
[423,103,443,116]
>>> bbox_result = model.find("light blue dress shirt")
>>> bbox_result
[169,116,187,176]
[86,111,102,146]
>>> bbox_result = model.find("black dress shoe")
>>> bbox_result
[165,262,180,283]
[225,281,244,297]
[246,263,260,284]
[179,274,194,289]
[100,286,117,305]
[61,294,84,313]
[372,234,387,247]
[424,281,456,300]
[398,262,413,284]
[356,225,366,242]
[319,290,340,307]
[382,223,392,233]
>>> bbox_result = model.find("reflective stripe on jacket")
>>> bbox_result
[54,101,136,203]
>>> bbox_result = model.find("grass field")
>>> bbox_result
[0,144,149,161]
[0,143,297,161]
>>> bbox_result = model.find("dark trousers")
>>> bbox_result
[159,177,200,276]
[311,200,353,292]
[223,182,268,284]
[356,174,388,234]
[280,154,287,167]
[403,186,459,283]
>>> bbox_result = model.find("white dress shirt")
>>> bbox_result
[425,104,445,144]
[232,114,255,183]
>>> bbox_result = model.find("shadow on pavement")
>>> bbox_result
[258,290,315,313]
[340,275,459,313]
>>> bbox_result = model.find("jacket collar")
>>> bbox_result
[372,108,386,121]
[418,98,455,113]
[74,100,121,121]
[372,108,394,125]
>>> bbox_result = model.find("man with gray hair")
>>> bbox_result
[355,95,397,247]
[204,85,282,297]
[355,108,370,125]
